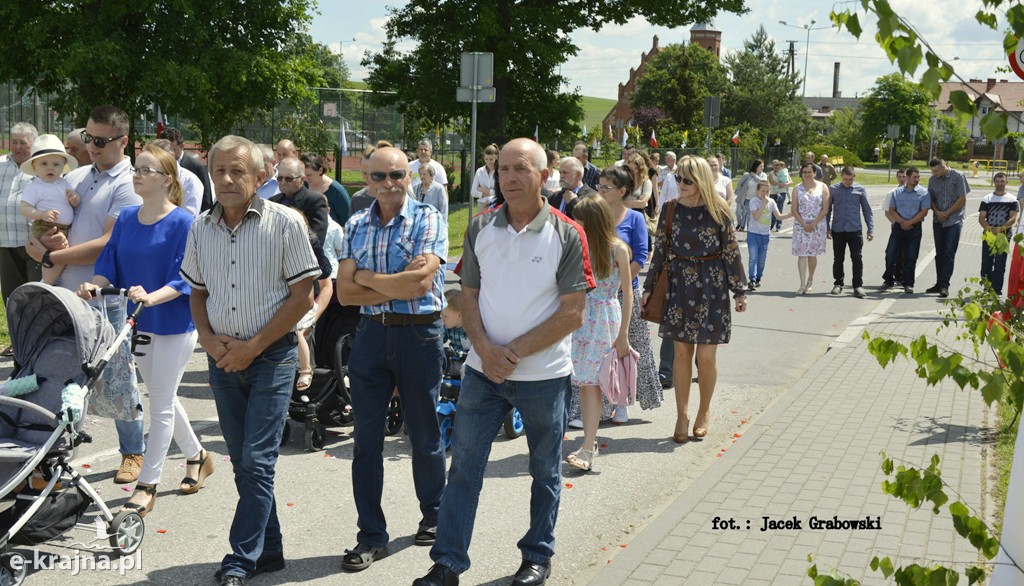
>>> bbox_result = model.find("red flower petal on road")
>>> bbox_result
[564,483,573,489]
[733,433,742,438]
[600,443,608,449]
[156,529,167,534]
[81,464,91,469]
[286,502,295,507]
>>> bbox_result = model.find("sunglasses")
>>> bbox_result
[130,167,167,177]
[674,174,695,186]
[368,169,409,182]
[81,132,125,148]
[278,175,303,183]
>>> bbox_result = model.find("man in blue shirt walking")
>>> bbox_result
[826,166,873,298]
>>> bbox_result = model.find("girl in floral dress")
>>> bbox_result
[566,196,633,472]
[791,163,831,294]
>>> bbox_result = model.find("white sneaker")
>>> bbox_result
[830,285,842,295]
[567,418,583,429]
[612,406,629,424]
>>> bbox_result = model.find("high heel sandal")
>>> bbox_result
[120,483,157,518]
[296,369,313,391]
[565,443,598,472]
[673,418,690,443]
[693,410,709,438]
[179,449,215,495]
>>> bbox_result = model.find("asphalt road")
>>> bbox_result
[0,182,992,585]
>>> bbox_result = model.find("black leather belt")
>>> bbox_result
[264,331,298,353]
[367,312,441,326]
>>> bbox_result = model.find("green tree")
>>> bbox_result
[361,0,745,148]
[822,107,864,153]
[857,74,932,163]
[0,0,329,146]
[721,26,810,146]
[630,43,728,132]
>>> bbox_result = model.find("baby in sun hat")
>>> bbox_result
[19,133,81,284]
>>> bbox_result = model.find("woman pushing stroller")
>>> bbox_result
[76,144,213,517]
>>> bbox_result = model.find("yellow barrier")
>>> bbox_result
[969,159,1009,177]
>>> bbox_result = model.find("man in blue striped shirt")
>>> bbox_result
[336,146,448,573]
[826,166,874,298]
[926,157,970,298]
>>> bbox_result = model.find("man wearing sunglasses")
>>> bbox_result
[26,105,146,485]
[336,146,448,574]
[271,157,328,245]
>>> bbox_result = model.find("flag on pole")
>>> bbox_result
[591,136,599,150]
[681,130,689,149]
[340,120,348,157]
[620,128,627,147]
[582,124,588,138]
[731,130,740,145]
[649,129,659,149]
[533,125,539,142]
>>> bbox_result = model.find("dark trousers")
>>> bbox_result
[981,240,1009,294]
[0,246,41,306]
[831,231,864,288]
[885,224,922,287]
[882,224,905,284]
[769,193,786,230]
[933,222,963,288]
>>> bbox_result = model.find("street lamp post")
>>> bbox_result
[778,20,832,98]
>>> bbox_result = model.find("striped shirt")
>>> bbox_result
[339,196,447,315]
[180,195,320,340]
[928,167,971,227]
[0,155,32,247]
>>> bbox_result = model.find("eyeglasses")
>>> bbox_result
[597,184,616,192]
[81,132,125,148]
[674,175,695,186]
[368,169,409,182]
[278,175,303,183]
[130,167,167,177]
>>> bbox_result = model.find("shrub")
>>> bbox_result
[799,144,864,167]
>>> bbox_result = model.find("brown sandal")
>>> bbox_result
[179,449,214,495]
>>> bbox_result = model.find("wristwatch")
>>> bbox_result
[41,250,54,269]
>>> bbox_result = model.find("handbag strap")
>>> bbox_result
[661,200,676,261]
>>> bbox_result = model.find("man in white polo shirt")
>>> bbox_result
[414,138,594,586]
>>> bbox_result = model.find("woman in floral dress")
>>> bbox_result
[790,163,831,294]
[642,156,747,444]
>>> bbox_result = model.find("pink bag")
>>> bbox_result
[598,346,639,405]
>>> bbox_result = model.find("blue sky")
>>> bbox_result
[311,1,1008,100]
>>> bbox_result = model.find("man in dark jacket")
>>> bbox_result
[272,157,328,245]
[165,127,214,212]
[547,156,596,217]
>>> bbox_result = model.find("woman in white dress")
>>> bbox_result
[469,143,498,208]
[709,156,735,207]
[790,163,831,294]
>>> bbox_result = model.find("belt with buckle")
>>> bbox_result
[368,312,441,327]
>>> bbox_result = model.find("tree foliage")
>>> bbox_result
[361,0,746,147]
[857,74,932,163]
[631,43,728,131]
[0,0,331,146]
[830,0,1022,140]
[721,26,810,146]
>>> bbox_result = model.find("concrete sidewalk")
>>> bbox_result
[586,310,990,585]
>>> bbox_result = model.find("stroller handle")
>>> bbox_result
[99,287,128,297]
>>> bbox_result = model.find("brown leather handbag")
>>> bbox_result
[641,201,676,324]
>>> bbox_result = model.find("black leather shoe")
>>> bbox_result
[659,373,672,389]
[214,551,284,581]
[925,284,942,294]
[219,576,249,586]
[413,563,460,586]
[511,560,551,586]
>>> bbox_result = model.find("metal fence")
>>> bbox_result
[0,83,76,149]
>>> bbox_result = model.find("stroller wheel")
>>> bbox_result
[305,424,326,452]
[0,552,26,586]
[280,421,292,447]
[437,412,455,452]
[503,408,525,439]
[108,510,145,555]
[384,395,403,436]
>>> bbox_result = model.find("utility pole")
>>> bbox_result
[785,41,797,78]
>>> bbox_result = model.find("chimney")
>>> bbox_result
[833,62,841,98]
[987,78,996,91]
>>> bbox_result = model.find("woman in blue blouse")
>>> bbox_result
[77,145,211,517]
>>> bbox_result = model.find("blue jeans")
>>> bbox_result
[431,367,570,574]
[770,193,786,230]
[208,342,297,579]
[349,317,446,547]
[747,232,770,282]
[933,222,963,288]
[981,240,1008,294]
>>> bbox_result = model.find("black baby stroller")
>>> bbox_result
[281,302,404,452]
[0,284,148,585]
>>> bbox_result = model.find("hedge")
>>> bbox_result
[799,145,864,167]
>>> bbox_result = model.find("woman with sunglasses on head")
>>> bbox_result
[301,151,352,226]
[642,156,747,444]
[76,144,212,518]
[791,162,831,294]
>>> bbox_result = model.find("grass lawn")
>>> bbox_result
[581,96,616,138]
[447,203,470,259]
[993,402,1018,541]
